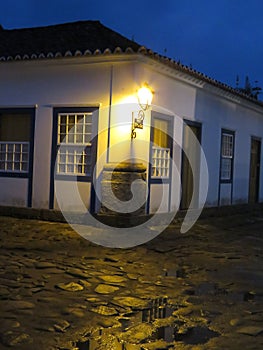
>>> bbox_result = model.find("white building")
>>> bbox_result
[0,20,262,217]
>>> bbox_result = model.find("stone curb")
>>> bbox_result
[0,203,262,225]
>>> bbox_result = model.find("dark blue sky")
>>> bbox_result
[1,0,263,93]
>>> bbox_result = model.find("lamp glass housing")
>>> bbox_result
[137,84,153,110]
[131,84,154,139]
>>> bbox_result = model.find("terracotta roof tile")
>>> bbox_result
[0,20,141,57]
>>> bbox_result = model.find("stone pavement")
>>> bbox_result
[0,211,263,349]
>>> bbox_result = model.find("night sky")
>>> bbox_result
[1,0,263,95]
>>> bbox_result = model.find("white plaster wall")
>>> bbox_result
[195,90,223,206]
[1,55,263,212]
[219,184,232,206]
[133,64,197,212]
[134,64,197,119]
[105,63,151,166]
[0,178,28,206]
[54,180,91,211]
[0,58,138,210]
[0,58,159,211]
[134,62,263,209]
[195,88,263,206]
[93,62,152,211]
[233,104,263,203]
[32,106,53,208]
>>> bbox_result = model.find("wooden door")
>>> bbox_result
[181,122,201,209]
[249,138,261,203]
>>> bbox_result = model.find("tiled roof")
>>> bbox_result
[0,20,262,106]
[0,20,141,58]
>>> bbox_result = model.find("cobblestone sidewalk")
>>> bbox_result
[0,212,263,349]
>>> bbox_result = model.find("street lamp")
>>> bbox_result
[131,83,154,139]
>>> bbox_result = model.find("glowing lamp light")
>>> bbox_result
[131,83,154,139]
[137,83,154,111]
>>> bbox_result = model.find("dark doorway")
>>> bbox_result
[249,138,261,203]
[181,121,202,210]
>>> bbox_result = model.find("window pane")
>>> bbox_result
[0,114,31,141]
[23,143,29,152]
[58,164,66,173]
[222,134,233,157]
[220,131,234,181]
[76,115,84,123]
[85,123,92,134]
[59,125,66,142]
[76,133,83,143]
[59,115,67,125]
[84,114,92,123]
[76,123,83,134]
[68,133,74,143]
[0,110,32,174]
[7,152,13,161]
[0,142,29,173]
[56,112,94,176]
[15,144,21,152]
[14,153,20,161]
[151,146,170,178]
[14,162,20,171]
[7,144,14,152]
[221,157,231,180]
[153,119,169,148]
[59,152,66,163]
[56,145,92,175]
[6,162,12,171]
[22,153,28,161]
[21,162,28,172]
[68,164,76,173]
[84,134,92,144]
[67,153,74,164]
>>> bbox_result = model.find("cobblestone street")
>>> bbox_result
[0,210,263,349]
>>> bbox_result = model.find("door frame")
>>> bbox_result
[217,128,235,206]
[248,136,261,203]
[146,111,174,213]
[49,106,98,212]
[180,119,202,210]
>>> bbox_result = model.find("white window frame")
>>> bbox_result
[220,131,234,182]
[56,112,93,176]
[151,146,170,179]
[0,142,29,173]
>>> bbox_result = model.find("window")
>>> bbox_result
[220,130,235,182]
[56,112,93,176]
[0,112,32,174]
[151,118,171,179]
[0,142,29,172]
[151,147,170,178]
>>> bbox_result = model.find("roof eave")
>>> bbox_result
[0,44,262,110]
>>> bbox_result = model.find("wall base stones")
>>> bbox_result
[99,162,147,216]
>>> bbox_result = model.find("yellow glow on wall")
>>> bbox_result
[118,94,138,105]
